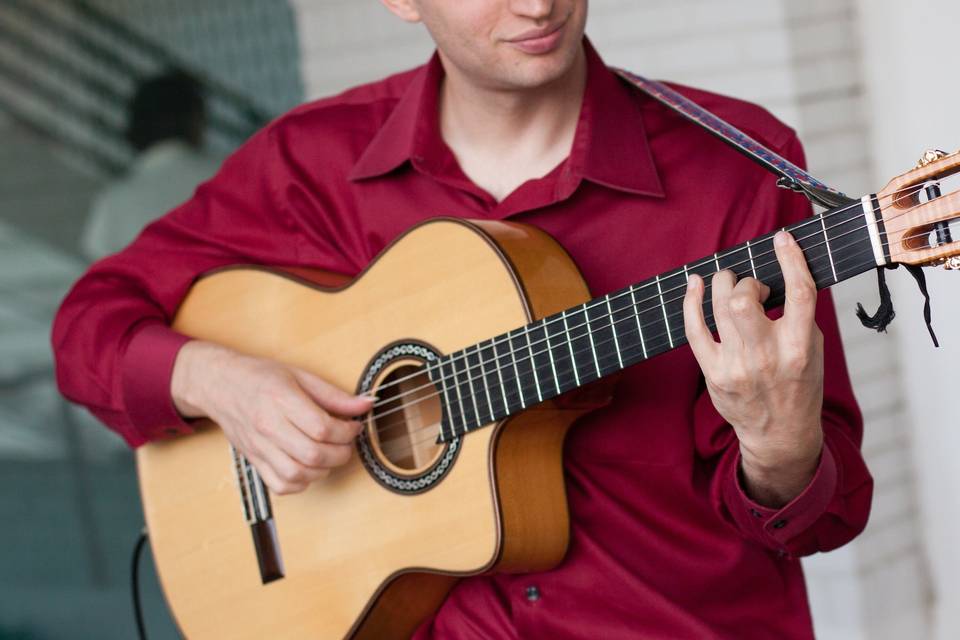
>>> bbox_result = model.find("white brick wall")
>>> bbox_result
[290,2,931,637]
[856,3,960,639]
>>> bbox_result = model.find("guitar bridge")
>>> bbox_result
[232,446,284,584]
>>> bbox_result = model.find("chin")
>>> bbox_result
[496,42,583,89]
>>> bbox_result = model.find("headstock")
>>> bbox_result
[876,149,960,268]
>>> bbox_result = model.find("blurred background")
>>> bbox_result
[0,1,957,638]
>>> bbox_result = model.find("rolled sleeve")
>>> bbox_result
[723,443,838,555]
[120,323,194,443]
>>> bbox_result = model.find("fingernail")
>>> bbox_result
[775,231,791,247]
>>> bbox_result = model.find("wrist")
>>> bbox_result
[738,422,823,508]
[170,340,235,419]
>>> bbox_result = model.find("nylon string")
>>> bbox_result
[370,183,926,401]
[373,227,928,458]
[370,181,935,423]
[369,194,951,453]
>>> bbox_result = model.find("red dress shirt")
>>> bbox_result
[52,40,872,639]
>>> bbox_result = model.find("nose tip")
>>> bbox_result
[509,0,555,20]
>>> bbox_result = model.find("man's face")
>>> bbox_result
[395,0,588,91]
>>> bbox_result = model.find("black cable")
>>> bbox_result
[132,529,149,640]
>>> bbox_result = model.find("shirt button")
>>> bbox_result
[749,508,764,518]
[772,519,788,529]
[525,585,541,602]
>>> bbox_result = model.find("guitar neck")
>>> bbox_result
[433,198,881,442]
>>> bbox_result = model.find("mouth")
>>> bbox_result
[505,21,567,55]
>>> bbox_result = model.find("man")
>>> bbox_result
[81,70,223,260]
[52,1,873,638]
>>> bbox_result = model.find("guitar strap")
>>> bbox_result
[614,68,938,344]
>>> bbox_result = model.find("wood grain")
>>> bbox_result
[877,151,960,266]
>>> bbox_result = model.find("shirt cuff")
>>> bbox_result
[723,442,838,554]
[120,322,195,443]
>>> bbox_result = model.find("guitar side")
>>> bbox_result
[136,218,603,639]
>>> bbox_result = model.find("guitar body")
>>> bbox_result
[137,218,607,639]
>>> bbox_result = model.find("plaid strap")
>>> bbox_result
[614,68,851,209]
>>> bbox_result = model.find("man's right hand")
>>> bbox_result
[170,340,374,494]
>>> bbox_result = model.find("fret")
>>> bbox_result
[493,335,519,416]
[547,310,578,393]
[751,234,782,295]
[585,299,619,377]
[465,344,491,424]
[527,319,557,399]
[605,295,624,369]
[746,240,758,280]
[523,325,544,403]
[508,330,530,409]
[716,245,753,280]
[820,212,839,283]
[659,269,688,348]
[582,303,602,378]
[542,317,562,396]
[821,203,875,282]
[609,285,644,366]
[635,277,670,358]
[450,350,478,431]
[687,257,720,334]
[561,309,581,387]
[629,285,648,359]
[566,305,598,384]
[789,219,831,302]
[434,358,461,439]
[714,245,753,335]
[714,252,721,272]
[655,275,674,350]
[478,340,502,422]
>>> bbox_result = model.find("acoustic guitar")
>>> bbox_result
[137,151,960,638]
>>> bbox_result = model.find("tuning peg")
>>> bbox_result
[917,149,951,168]
[945,256,960,271]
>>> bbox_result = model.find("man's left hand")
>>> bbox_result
[683,230,825,508]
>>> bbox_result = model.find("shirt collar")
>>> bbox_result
[350,38,664,199]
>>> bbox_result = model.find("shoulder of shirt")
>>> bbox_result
[263,64,425,136]
[628,76,800,158]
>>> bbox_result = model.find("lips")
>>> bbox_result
[506,22,565,55]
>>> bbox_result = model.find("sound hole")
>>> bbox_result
[369,363,443,474]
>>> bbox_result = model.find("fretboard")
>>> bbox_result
[432,198,882,442]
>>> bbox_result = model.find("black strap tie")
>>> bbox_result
[855,265,939,347]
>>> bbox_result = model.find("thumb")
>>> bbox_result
[293,368,374,417]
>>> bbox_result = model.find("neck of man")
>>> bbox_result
[438,45,588,202]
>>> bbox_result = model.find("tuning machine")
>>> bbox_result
[944,256,960,271]
[917,149,951,168]
[916,150,957,248]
